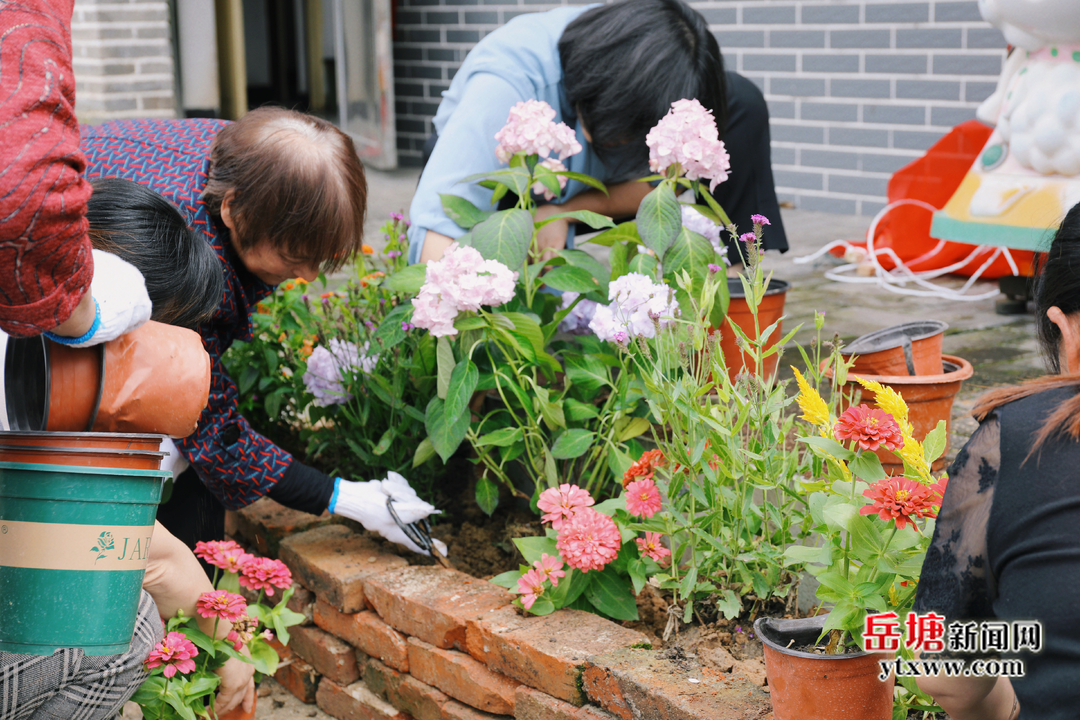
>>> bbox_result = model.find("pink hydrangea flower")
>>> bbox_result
[196,590,248,623]
[516,567,547,610]
[145,632,198,678]
[537,484,595,530]
[194,540,253,574]
[494,100,582,163]
[556,507,621,573]
[534,553,566,587]
[646,99,731,191]
[636,532,671,564]
[238,557,293,597]
[531,158,570,201]
[624,478,662,518]
[411,243,519,338]
[588,273,679,342]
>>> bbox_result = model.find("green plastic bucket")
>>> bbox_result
[0,461,167,655]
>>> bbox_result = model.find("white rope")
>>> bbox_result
[793,199,1020,302]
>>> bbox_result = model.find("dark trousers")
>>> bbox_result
[421,71,788,265]
[156,467,225,578]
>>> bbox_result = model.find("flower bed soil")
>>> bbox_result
[232,497,775,720]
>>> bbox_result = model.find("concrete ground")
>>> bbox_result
[257,168,1045,719]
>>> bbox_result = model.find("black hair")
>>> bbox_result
[1034,202,1080,373]
[559,0,726,177]
[87,178,224,329]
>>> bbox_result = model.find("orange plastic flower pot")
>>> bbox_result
[828,355,974,475]
[0,444,166,470]
[0,432,163,452]
[755,616,894,720]
[842,321,948,377]
[717,279,790,383]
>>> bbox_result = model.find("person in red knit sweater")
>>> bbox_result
[0,3,253,719]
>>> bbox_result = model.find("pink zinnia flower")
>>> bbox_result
[860,477,943,530]
[537,483,595,530]
[195,590,248,623]
[556,507,621,573]
[238,557,293,596]
[145,632,198,678]
[226,615,259,651]
[636,532,671,564]
[194,540,253,574]
[625,478,662,518]
[516,568,547,610]
[533,553,566,587]
[834,404,904,452]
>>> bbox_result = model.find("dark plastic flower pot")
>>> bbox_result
[842,320,948,377]
[755,615,894,720]
[717,278,790,383]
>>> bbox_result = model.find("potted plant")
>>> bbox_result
[131,540,306,720]
[761,374,951,719]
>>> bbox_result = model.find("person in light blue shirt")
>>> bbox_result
[408,0,788,267]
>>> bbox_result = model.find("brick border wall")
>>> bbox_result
[392,0,1005,216]
[235,498,773,720]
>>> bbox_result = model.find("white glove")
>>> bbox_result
[329,472,446,556]
[47,250,152,347]
[159,437,190,480]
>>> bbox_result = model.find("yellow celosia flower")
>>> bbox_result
[791,366,830,428]
[853,376,909,429]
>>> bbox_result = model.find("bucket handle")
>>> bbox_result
[902,337,915,376]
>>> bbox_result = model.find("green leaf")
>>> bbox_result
[383,263,427,294]
[490,569,522,590]
[550,429,596,459]
[849,451,888,482]
[564,398,600,421]
[436,336,455,401]
[454,315,487,331]
[549,567,593,607]
[628,252,658,277]
[555,170,609,195]
[372,304,413,351]
[533,164,564,197]
[565,354,610,394]
[513,536,559,564]
[663,227,717,287]
[475,475,499,515]
[558,249,610,287]
[587,222,641,248]
[469,209,534,270]
[923,420,948,464]
[543,265,603,294]
[461,167,532,197]
[475,426,523,447]
[784,543,830,567]
[617,417,651,442]
[715,589,742,620]
[535,210,615,231]
[445,358,479,421]
[636,183,682,257]
[585,570,639,621]
[183,627,217,658]
[413,437,437,467]
[441,194,493,229]
[425,397,469,463]
[248,637,279,675]
[799,436,856,461]
[372,428,394,457]
[524,596,556,616]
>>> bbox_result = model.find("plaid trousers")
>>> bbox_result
[0,591,163,720]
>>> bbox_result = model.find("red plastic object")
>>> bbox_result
[843,120,1035,279]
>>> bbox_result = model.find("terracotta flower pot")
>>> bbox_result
[0,431,163,451]
[0,444,166,470]
[717,278,790,383]
[827,355,974,475]
[755,615,894,720]
[842,320,948,377]
[215,696,256,720]
[4,321,211,437]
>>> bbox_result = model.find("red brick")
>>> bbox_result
[289,625,361,685]
[314,599,410,672]
[442,699,511,720]
[581,647,771,720]
[362,565,511,650]
[280,525,408,613]
[513,688,616,720]
[466,607,647,706]
[276,655,321,704]
[407,637,520,715]
[316,678,410,720]
[364,658,449,720]
[236,496,339,557]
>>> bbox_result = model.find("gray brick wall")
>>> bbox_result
[393,0,1005,216]
[71,0,178,124]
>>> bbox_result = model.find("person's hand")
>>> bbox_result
[46,250,152,347]
[213,654,255,717]
[328,472,447,555]
[532,204,569,263]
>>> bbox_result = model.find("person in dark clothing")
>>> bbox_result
[912,202,1080,720]
[409,0,787,266]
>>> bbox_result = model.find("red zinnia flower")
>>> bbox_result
[623,449,665,487]
[859,477,943,530]
[238,557,293,596]
[624,478,662,518]
[834,404,904,452]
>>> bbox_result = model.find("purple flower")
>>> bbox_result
[389,211,405,221]
[751,214,770,226]
[387,250,402,259]
[738,232,756,244]
[401,321,414,331]
[735,626,742,633]
[708,263,722,274]
[364,320,375,330]
[613,331,629,344]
